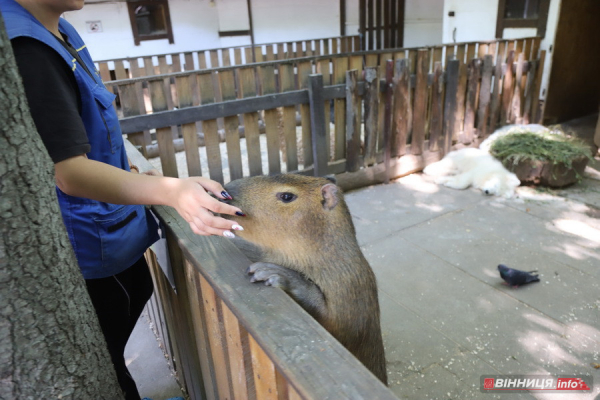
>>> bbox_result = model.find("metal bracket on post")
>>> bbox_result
[308,74,328,177]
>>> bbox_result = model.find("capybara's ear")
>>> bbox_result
[324,174,337,184]
[321,183,339,210]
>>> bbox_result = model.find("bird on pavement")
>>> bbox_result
[497,264,540,287]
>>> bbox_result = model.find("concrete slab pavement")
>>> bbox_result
[348,169,600,400]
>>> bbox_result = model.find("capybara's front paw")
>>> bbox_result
[246,262,290,290]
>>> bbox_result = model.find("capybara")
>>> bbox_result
[223,174,387,384]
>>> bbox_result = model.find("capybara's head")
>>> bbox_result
[223,174,355,255]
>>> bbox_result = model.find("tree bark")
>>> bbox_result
[0,14,124,400]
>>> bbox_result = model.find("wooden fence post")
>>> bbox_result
[411,49,429,155]
[391,58,411,157]
[443,59,460,155]
[383,60,394,184]
[363,67,379,167]
[345,70,361,172]
[429,61,444,152]
[308,74,328,177]
[463,58,481,144]
[476,54,494,138]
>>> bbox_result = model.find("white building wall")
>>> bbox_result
[63,0,223,61]
[403,0,443,47]
[250,0,339,44]
[441,0,562,100]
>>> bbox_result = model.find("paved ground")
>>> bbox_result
[351,166,600,400]
[130,115,599,399]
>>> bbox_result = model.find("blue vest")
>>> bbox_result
[2,0,159,279]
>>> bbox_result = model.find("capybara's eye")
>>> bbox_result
[276,192,297,203]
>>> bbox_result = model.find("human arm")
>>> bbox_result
[13,37,242,236]
[55,155,243,236]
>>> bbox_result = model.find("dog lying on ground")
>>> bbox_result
[423,147,520,198]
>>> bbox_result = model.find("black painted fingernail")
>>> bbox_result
[235,211,246,217]
[221,191,233,200]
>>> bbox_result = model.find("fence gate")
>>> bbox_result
[359,0,405,50]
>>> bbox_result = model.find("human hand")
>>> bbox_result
[143,169,162,176]
[170,177,244,237]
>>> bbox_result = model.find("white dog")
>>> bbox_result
[423,148,520,198]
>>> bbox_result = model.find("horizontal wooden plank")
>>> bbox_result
[120,83,369,134]
[120,90,308,133]
[107,37,540,86]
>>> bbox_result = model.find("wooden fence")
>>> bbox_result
[95,35,360,82]
[117,37,545,190]
[126,141,398,400]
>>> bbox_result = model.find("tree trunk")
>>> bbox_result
[0,14,124,400]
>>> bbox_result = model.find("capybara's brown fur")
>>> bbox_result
[223,174,387,384]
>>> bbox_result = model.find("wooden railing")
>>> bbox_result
[95,35,360,82]
[125,141,398,400]
[117,37,545,190]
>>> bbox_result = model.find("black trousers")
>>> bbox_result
[85,256,154,400]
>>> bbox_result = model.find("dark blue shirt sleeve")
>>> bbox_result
[11,36,91,163]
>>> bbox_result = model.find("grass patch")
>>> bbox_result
[489,127,592,170]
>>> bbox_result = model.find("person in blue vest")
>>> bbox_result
[1,0,245,398]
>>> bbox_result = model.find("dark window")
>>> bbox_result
[127,0,174,46]
[496,0,550,38]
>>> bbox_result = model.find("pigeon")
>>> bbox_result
[497,264,540,287]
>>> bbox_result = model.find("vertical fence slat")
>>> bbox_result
[392,58,411,157]
[234,48,243,65]
[383,60,394,184]
[261,65,282,175]
[476,55,494,138]
[199,275,233,400]
[114,60,128,80]
[429,61,444,152]
[463,58,481,144]
[531,50,546,124]
[333,57,348,161]
[411,49,429,155]
[522,59,537,125]
[221,302,252,400]
[98,62,111,82]
[184,261,217,400]
[298,61,314,168]
[443,59,460,154]
[171,54,182,73]
[143,56,155,76]
[118,83,147,155]
[363,67,379,167]
[466,43,476,62]
[184,53,195,71]
[454,59,468,144]
[500,50,515,126]
[489,52,504,133]
[149,78,178,177]
[280,63,299,171]
[248,335,278,400]
[176,74,203,177]
[308,74,328,176]
[239,67,263,176]
[511,52,525,124]
[198,73,224,184]
[317,59,332,162]
[345,69,361,172]
[219,70,244,182]
[210,50,219,68]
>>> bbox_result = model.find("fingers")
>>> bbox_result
[143,169,162,176]
[192,177,231,200]
[185,207,244,237]
[175,177,246,236]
